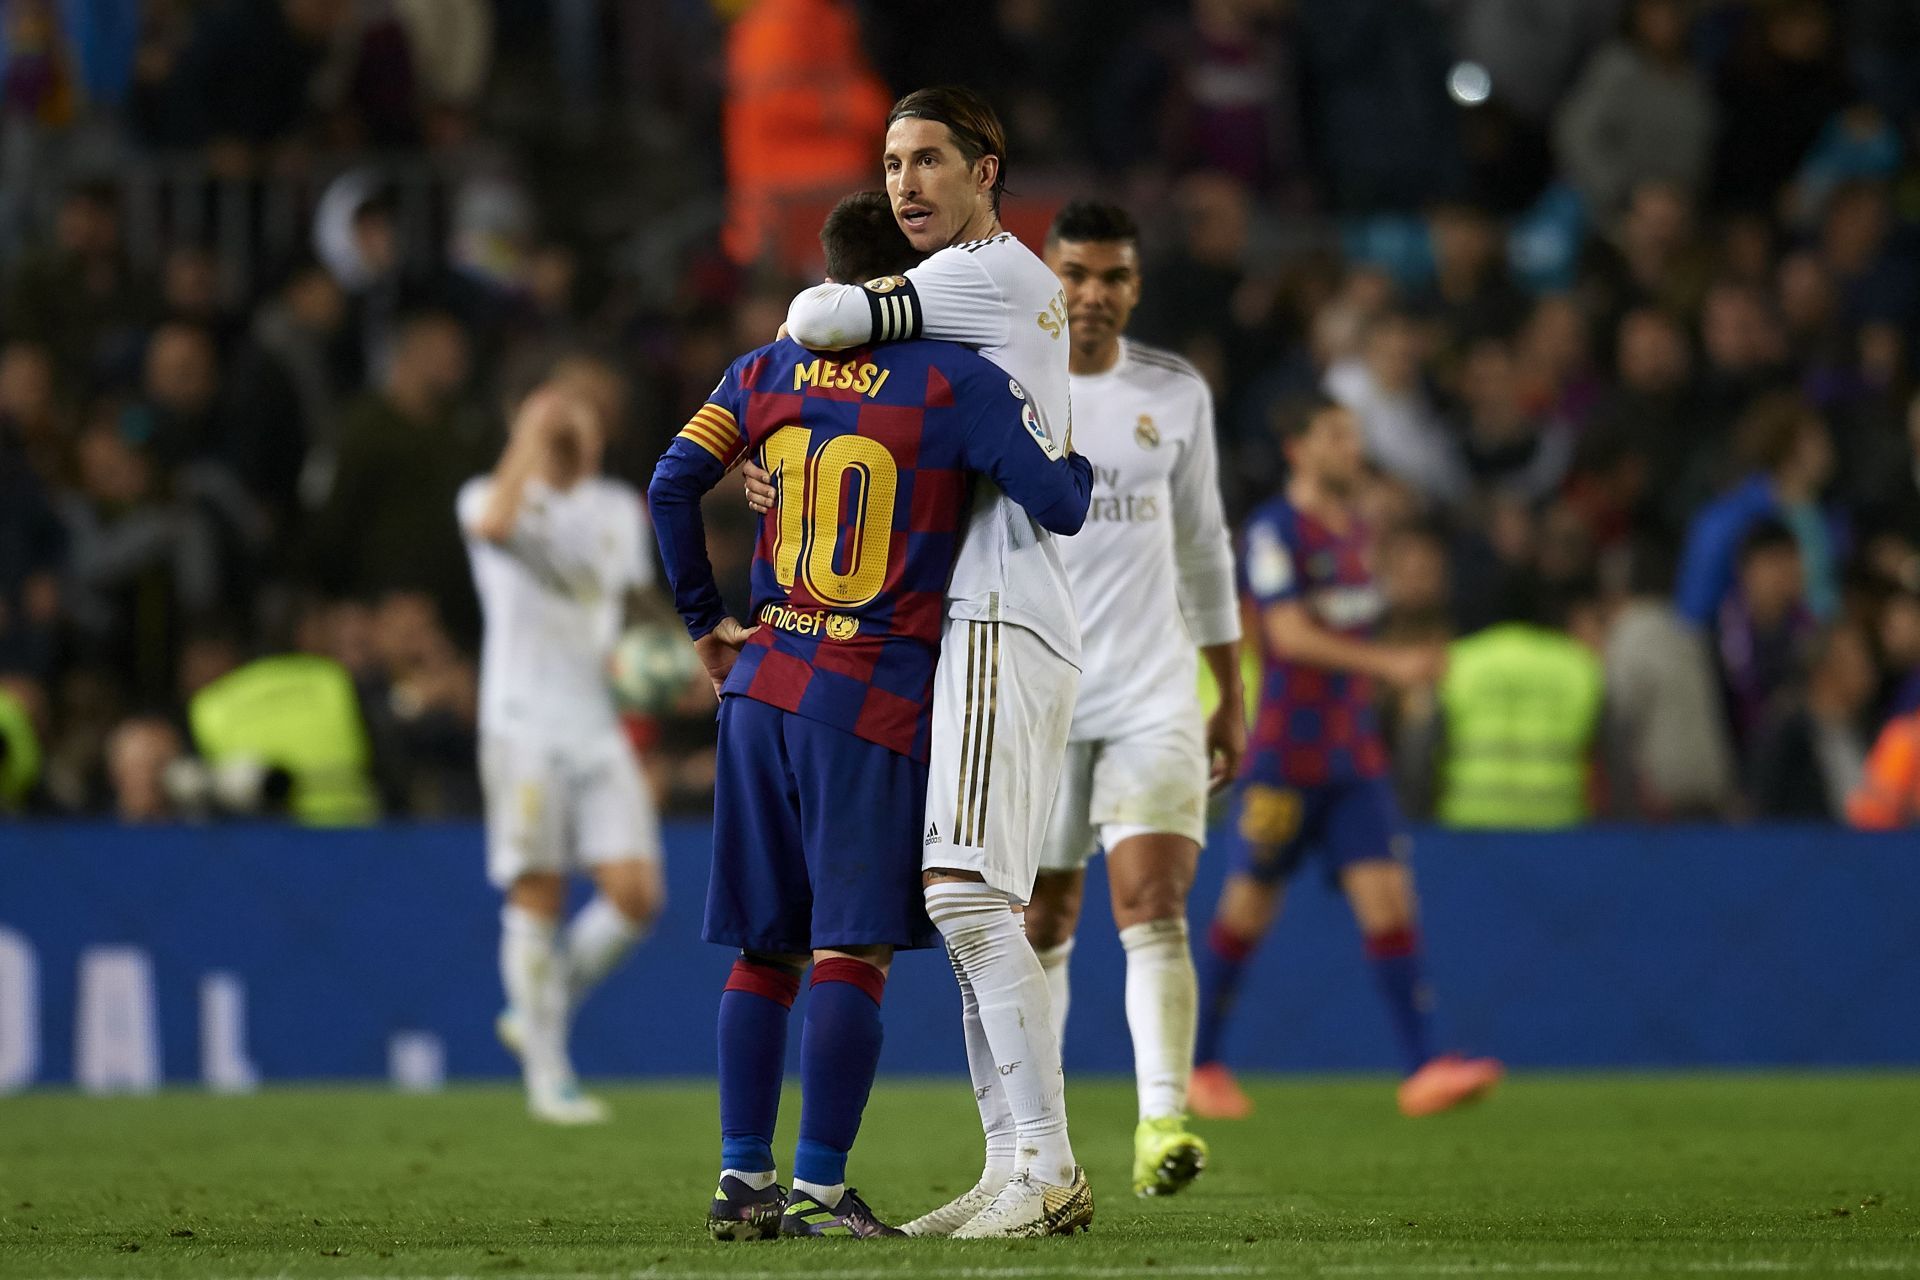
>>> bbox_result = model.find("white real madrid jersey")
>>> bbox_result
[458,474,652,743]
[787,230,1083,664]
[1060,340,1240,740]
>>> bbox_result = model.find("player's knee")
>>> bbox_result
[1109,874,1186,929]
[1216,875,1279,937]
[597,859,663,925]
[507,872,567,919]
[924,880,1020,965]
[1023,874,1081,951]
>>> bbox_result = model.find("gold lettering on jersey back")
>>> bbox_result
[793,358,892,399]
[1035,291,1068,340]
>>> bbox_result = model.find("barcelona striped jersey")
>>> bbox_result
[649,336,1090,761]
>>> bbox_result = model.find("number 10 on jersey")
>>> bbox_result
[760,425,899,609]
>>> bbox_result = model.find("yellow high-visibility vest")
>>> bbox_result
[1438,624,1603,829]
[189,655,378,826]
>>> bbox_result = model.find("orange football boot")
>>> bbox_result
[1397,1054,1505,1117]
[1187,1062,1255,1119]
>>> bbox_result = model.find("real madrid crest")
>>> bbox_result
[1135,415,1161,449]
[864,275,906,294]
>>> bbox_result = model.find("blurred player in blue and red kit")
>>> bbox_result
[648,192,1091,1240]
[1188,398,1504,1120]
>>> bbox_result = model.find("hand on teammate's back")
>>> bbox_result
[693,617,759,695]
[741,461,776,515]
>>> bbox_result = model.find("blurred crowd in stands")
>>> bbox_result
[7,0,1920,829]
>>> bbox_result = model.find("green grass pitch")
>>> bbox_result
[2,1073,1916,1278]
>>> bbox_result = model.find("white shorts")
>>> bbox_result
[1038,711,1209,873]
[922,618,1079,903]
[480,730,661,889]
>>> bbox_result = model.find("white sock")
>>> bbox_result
[1035,937,1074,1045]
[927,883,1076,1186]
[792,1178,844,1207]
[565,895,648,1008]
[722,1167,778,1192]
[949,948,1017,1183]
[1120,918,1198,1121]
[500,904,571,1092]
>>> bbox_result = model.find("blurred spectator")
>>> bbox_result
[1814,181,1919,333]
[390,0,493,144]
[1454,334,1575,504]
[56,410,225,702]
[1847,705,1920,829]
[1554,0,1715,219]
[4,183,156,387]
[0,425,64,680]
[722,0,891,270]
[162,0,351,168]
[1296,0,1465,212]
[129,321,223,467]
[1750,620,1873,821]
[1696,280,1791,441]
[1429,575,1606,829]
[1711,0,1847,215]
[1845,0,1920,127]
[221,261,351,525]
[304,311,483,636]
[0,338,66,483]
[105,715,184,822]
[1602,543,1736,820]
[363,590,479,817]
[1157,0,1307,197]
[1676,395,1838,627]
[1323,311,1469,507]
[1714,519,1816,751]
[1579,181,1714,339]
[1413,205,1531,370]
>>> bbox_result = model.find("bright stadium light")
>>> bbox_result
[1448,61,1493,107]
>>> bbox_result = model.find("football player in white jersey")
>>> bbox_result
[751,87,1090,1238]
[1017,201,1245,1197]
[458,365,665,1125]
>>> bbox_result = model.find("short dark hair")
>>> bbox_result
[1739,517,1800,565]
[1738,392,1822,473]
[1047,200,1139,248]
[887,86,1009,214]
[1275,393,1341,442]
[820,191,921,284]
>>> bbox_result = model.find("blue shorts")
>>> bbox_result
[705,695,936,954]
[1223,775,1406,888]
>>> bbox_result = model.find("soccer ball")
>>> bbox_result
[608,622,700,714]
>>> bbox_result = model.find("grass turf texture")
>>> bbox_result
[1,1074,1915,1278]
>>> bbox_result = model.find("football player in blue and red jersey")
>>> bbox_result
[1188,398,1504,1121]
[648,192,1090,1241]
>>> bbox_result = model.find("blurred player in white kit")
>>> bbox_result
[458,366,665,1125]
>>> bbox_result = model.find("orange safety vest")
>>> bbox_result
[1846,710,1920,829]
[722,0,892,270]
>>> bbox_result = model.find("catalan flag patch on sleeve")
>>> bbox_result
[677,402,745,464]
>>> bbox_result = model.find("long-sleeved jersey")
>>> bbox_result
[1061,339,1239,741]
[784,230,1082,660]
[650,336,1091,760]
